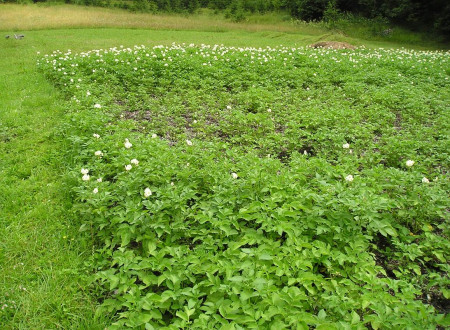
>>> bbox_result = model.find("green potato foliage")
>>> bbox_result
[38,44,449,328]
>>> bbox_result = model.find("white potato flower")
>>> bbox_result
[151,133,157,138]
[226,105,232,110]
[144,188,152,198]
[342,143,350,149]
[186,140,193,146]
[124,139,132,149]
[94,103,101,109]
[82,174,90,181]
[93,188,98,194]
[422,177,430,183]
[406,160,415,167]
[95,150,103,157]
[231,172,238,179]
[125,164,132,171]
[130,159,139,165]
[93,133,100,139]
[97,178,102,183]
[345,174,354,182]
[267,108,272,113]
[81,168,89,174]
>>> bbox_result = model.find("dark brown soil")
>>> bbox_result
[309,41,357,50]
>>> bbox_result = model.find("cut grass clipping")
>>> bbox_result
[37,45,449,328]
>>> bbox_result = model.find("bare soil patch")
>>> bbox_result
[310,41,356,50]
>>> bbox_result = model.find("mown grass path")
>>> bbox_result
[0,33,108,328]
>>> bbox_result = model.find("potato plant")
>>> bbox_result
[38,45,449,328]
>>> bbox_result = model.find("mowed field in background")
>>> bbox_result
[0,4,325,33]
[1,3,447,49]
[0,4,448,329]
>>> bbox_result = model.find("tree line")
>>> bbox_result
[6,0,450,36]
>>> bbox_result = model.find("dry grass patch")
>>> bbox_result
[0,4,326,35]
[310,41,357,49]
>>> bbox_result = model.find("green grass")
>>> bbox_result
[0,4,325,34]
[0,5,448,328]
[1,4,448,50]
[0,32,108,328]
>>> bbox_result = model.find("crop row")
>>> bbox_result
[38,45,449,328]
